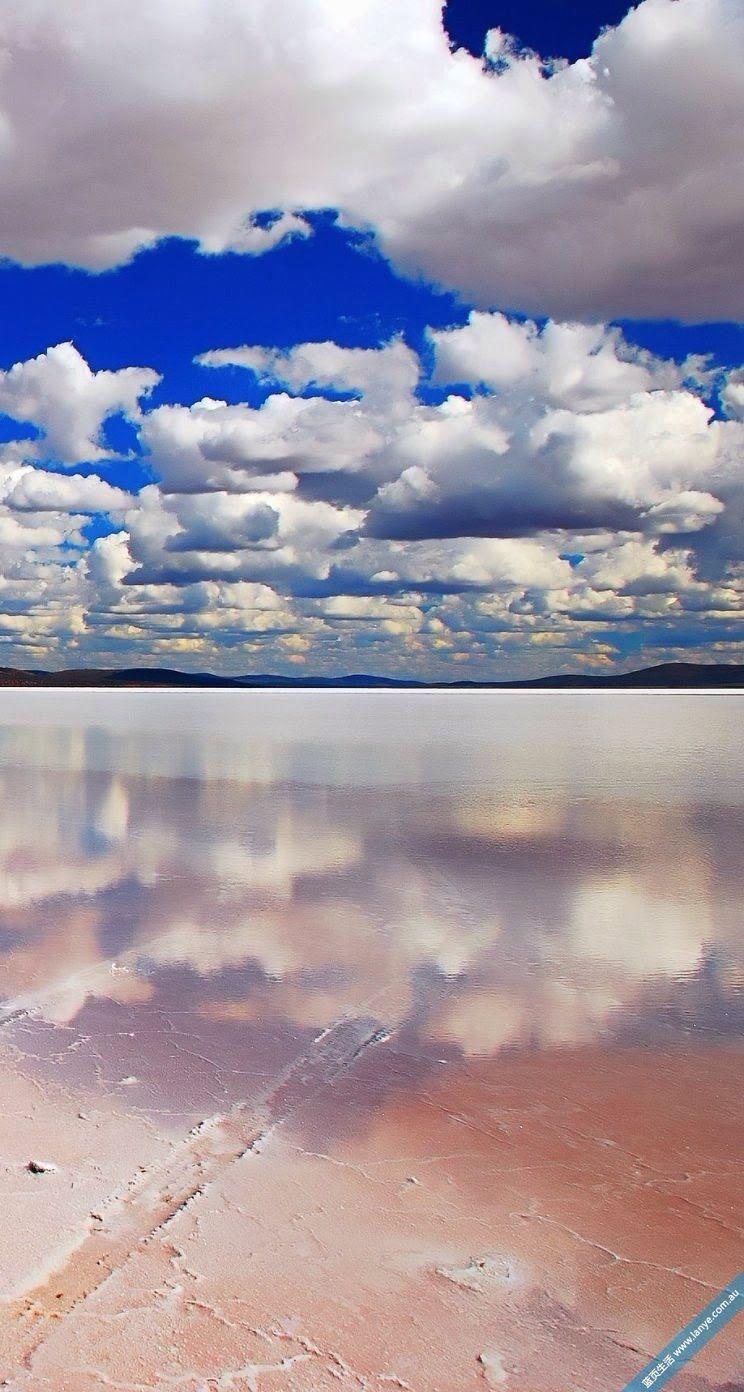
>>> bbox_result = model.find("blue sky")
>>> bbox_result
[445,0,644,59]
[0,0,741,678]
[1,224,742,420]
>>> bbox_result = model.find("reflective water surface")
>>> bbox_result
[0,693,741,1392]
[1,694,742,1095]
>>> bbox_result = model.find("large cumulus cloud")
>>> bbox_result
[0,0,742,319]
[186,316,734,549]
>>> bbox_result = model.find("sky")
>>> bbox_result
[0,0,742,680]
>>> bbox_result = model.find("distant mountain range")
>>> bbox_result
[0,661,741,689]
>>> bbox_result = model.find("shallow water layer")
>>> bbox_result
[0,693,741,1392]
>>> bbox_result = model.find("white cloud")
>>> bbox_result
[141,394,384,492]
[0,464,131,514]
[430,314,679,410]
[198,338,420,409]
[721,369,744,420]
[124,484,365,586]
[0,343,159,464]
[365,343,729,542]
[178,320,738,556]
[0,0,740,318]
[214,211,312,255]
[0,510,85,553]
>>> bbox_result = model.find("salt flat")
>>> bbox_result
[0,695,741,1391]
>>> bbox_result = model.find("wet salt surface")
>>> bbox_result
[0,693,741,1391]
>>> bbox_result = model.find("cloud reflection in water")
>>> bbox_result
[0,699,740,1100]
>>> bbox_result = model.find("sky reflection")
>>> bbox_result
[0,697,741,1118]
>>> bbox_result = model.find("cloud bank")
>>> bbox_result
[0,318,740,677]
[0,0,742,318]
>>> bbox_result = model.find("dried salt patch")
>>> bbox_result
[27,1160,58,1174]
[479,1349,508,1387]
[436,1254,520,1294]
[119,1075,138,1086]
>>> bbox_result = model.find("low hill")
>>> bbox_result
[0,661,741,689]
